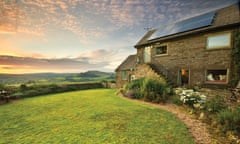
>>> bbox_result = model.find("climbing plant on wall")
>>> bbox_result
[231,28,240,87]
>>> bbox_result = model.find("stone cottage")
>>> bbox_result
[115,55,137,88]
[116,3,240,88]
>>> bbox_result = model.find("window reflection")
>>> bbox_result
[207,33,231,49]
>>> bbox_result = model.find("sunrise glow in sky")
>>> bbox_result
[0,0,238,74]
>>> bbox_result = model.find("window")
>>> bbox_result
[130,75,135,81]
[137,56,140,64]
[178,69,190,86]
[143,46,151,63]
[155,45,167,55]
[206,69,228,84]
[121,71,127,80]
[207,33,231,49]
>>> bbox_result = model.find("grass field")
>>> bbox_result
[0,89,194,144]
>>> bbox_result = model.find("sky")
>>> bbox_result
[0,0,238,74]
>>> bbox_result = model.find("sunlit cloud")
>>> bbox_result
[76,48,135,70]
[16,0,109,44]
[0,0,18,33]
[55,1,68,11]
[0,30,16,34]
[17,27,44,36]
[0,55,111,74]
[77,49,118,63]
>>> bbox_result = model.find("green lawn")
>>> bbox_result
[0,89,194,144]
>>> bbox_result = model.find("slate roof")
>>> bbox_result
[135,3,240,47]
[115,55,136,71]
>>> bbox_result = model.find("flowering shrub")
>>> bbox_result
[177,89,206,108]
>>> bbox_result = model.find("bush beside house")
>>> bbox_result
[122,77,173,103]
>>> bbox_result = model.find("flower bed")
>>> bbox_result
[175,88,206,109]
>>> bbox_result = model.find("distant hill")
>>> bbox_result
[76,71,115,82]
[0,71,115,85]
[78,71,115,78]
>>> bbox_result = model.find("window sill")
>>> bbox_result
[205,47,231,51]
[154,54,168,57]
[205,80,228,84]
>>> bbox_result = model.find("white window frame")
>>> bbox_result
[154,44,168,56]
[206,32,231,50]
[205,69,229,84]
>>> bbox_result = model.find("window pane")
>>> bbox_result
[207,33,230,49]
[206,69,227,83]
[155,45,167,55]
[121,71,127,80]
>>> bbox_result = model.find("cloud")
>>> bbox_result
[0,0,18,33]
[1,0,238,38]
[0,55,111,73]
[76,48,135,70]
[17,27,44,36]
[55,1,68,11]
[77,49,118,63]
[0,46,132,74]
[75,0,177,29]
[18,0,110,44]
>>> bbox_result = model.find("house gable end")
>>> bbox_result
[115,55,137,72]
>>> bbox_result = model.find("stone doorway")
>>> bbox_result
[178,69,190,86]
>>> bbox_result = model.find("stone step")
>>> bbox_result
[148,63,176,86]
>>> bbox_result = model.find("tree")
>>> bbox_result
[20,84,28,91]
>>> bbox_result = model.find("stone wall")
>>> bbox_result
[116,64,167,88]
[135,64,166,83]
[137,29,237,87]
[135,64,158,78]
[116,70,135,88]
[137,48,144,64]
